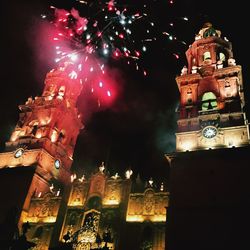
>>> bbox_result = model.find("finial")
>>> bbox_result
[148,177,154,187]
[79,174,85,182]
[111,173,120,179]
[71,173,77,182]
[181,65,188,75]
[50,183,54,193]
[99,161,105,173]
[228,58,236,66]
[125,169,133,179]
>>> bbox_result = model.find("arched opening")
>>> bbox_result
[219,52,225,62]
[216,48,229,68]
[58,130,65,143]
[32,226,44,239]
[187,88,192,104]
[203,27,218,38]
[68,212,78,226]
[203,51,211,61]
[58,86,66,98]
[140,225,153,250]
[87,196,102,210]
[201,92,217,110]
[29,120,39,136]
[69,209,101,247]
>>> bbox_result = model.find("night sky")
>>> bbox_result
[1,1,250,184]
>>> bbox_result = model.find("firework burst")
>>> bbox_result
[42,0,189,106]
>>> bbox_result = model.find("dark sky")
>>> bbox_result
[1,0,249,184]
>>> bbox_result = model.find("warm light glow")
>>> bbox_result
[27,216,57,223]
[10,131,19,142]
[126,215,144,222]
[160,183,164,191]
[50,130,58,143]
[102,199,120,206]
[126,214,166,222]
[69,200,83,207]
[35,131,42,138]
[181,140,194,151]
[226,136,241,148]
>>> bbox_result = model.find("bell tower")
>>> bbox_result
[0,62,83,217]
[175,22,249,151]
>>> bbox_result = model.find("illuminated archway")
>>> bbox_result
[201,92,217,110]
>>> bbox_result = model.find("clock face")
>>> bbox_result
[54,159,61,169]
[202,126,218,139]
[14,148,24,158]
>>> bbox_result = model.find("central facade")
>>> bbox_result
[0,60,168,249]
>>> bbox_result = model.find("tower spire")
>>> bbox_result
[175,24,249,151]
[0,63,84,218]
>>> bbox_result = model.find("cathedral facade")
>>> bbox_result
[0,22,249,250]
[0,46,168,249]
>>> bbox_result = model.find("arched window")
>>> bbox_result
[203,27,218,38]
[187,88,192,104]
[219,52,225,62]
[58,130,66,143]
[201,92,217,110]
[203,51,211,61]
[141,226,153,250]
[87,196,102,210]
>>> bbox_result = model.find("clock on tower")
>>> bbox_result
[175,23,249,151]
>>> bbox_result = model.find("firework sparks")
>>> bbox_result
[49,2,157,69]
[42,0,189,106]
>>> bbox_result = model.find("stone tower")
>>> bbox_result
[165,24,250,250]
[175,22,249,151]
[0,62,83,222]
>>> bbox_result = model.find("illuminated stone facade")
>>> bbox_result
[21,168,168,249]
[165,24,250,250]
[0,62,169,249]
[127,189,168,223]
[175,23,249,151]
